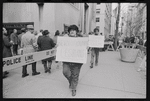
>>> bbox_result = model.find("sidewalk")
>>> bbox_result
[3,51,146,98]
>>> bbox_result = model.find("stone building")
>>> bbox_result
[3,3,96,37]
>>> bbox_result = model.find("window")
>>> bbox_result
[96,9,100,14]
[96,18,100,22]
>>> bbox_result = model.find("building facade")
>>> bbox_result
[111,4,118,36]
[95,3,112,38]
[3,3,96,37]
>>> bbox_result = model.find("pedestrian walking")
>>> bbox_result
[10,29,19,56]
[3,27,14,78]
[53,30,61,69]
[90,28,100,68]
[37,30,56,73]
[21,25,40,78]
[62,25,83,96]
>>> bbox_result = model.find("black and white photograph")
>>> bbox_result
[3,3,147,98]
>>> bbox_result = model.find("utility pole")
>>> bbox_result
[114,3,121,50]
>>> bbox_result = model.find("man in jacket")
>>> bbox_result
[3,27,14,78]
[18,28,26,49]
[21,25,40,78]
[10,29,19,56]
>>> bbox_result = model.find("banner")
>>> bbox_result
[88,35,104,48]
[3,48,56,72]
[56,37,88,63]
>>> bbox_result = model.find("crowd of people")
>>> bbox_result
[3,24,147,96]
[123,34,146,47]
[3,24,103,96]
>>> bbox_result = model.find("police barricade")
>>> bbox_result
[3,48,56,72]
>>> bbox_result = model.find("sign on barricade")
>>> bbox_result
[3,48,56,72]
[56,37,88,63]
[88,35,104,48]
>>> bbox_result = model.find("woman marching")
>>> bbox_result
[61,25,83,96]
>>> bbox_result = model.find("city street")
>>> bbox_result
[3,51,146,98]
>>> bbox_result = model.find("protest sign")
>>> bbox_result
[88,35,104,48]
[56,37,88,63]
[57,36,88,47]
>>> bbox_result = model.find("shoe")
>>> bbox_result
[90,64,93,68]
[32,72,40,76]
[45,70,48,73]
[22,73,29,78]
[48,69,51,73]
[72,90,76,96]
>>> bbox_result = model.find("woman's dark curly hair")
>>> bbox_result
[68,25,79,33]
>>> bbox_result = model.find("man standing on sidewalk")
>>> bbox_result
[90,28,100,68]
[18,28,26,49]
[3,27,14,78]
[10,29,19,56]
[21,25,40,78]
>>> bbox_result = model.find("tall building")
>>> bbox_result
[119,3,129,37]
[95,3,112,38]
[3,3,96,37]
[111,4,118,36]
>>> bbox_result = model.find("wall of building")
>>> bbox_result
[96,3,112,38]
[55,3,80,33]
[104,3,112,38]
[96,3,105,35]
[3,3,39,31]
[3,3,96,37]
